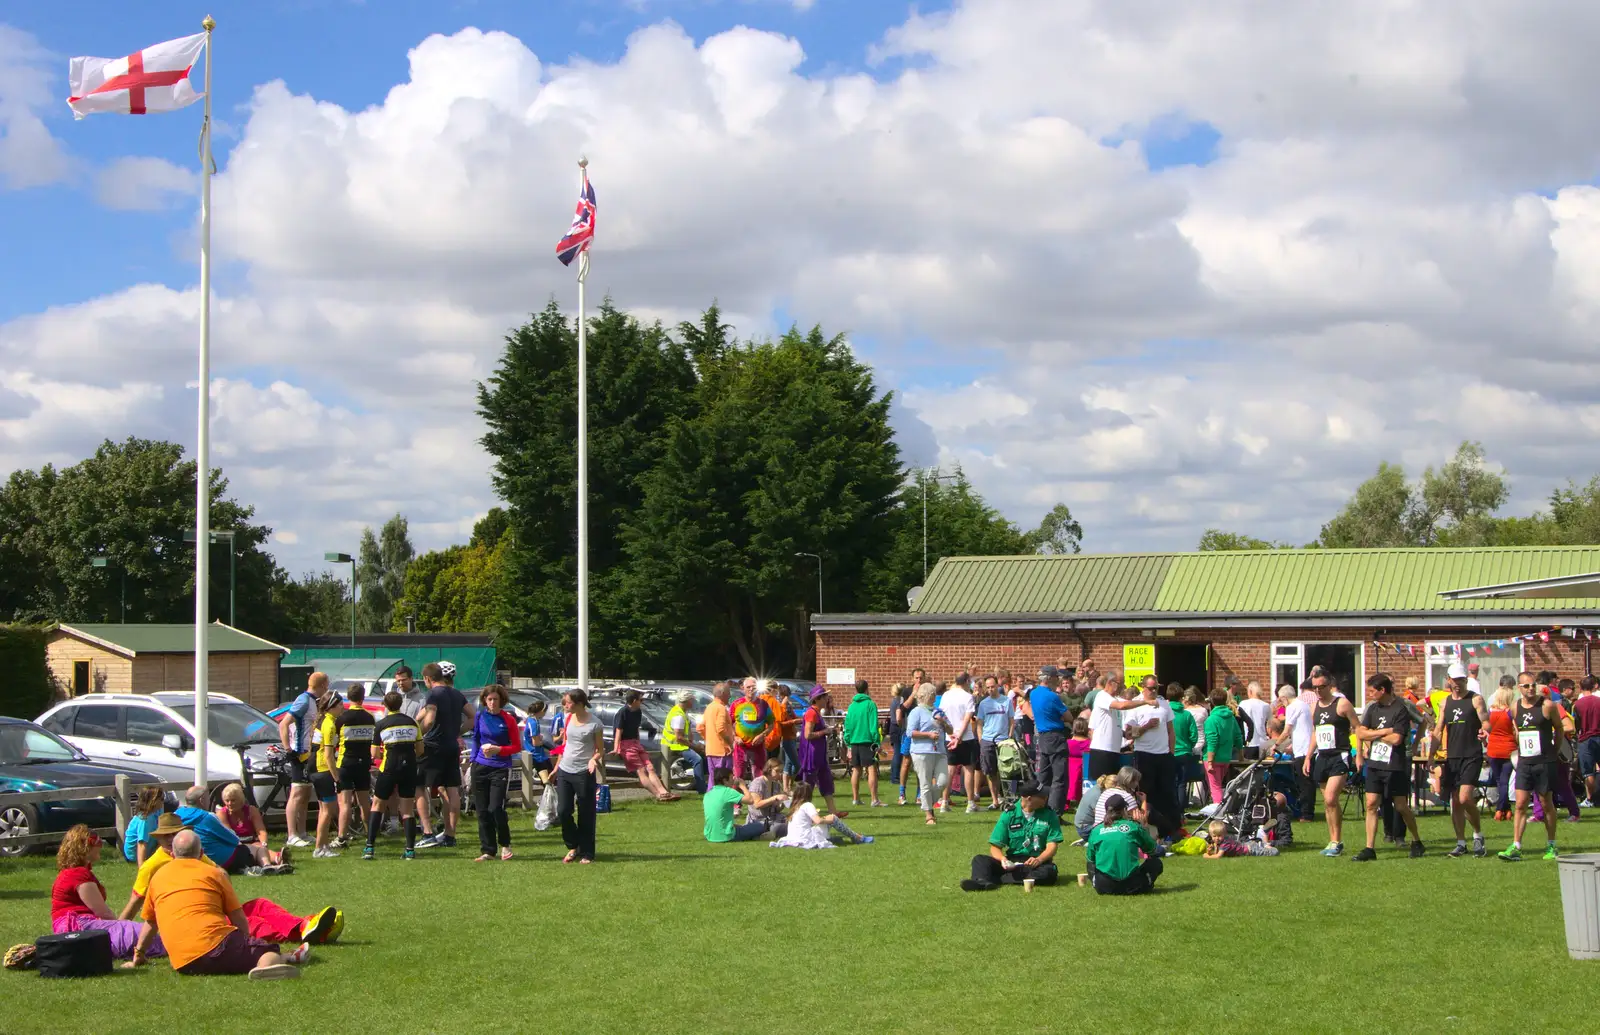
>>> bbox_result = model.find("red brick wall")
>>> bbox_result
[816,626,1594,708]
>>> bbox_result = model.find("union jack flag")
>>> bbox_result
[555,170,596,266]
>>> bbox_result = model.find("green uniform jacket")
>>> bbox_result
[988,801,1064,859]
[1086,818,1158,881]
[843,693,882,745]
[1169,701,1198,759]
[1203,706,1241,763]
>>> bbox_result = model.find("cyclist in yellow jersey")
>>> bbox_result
[311,697,345,858]
[364,691,422,860]
[331,685,376,850]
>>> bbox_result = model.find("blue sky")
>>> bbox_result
[1,0,952,322]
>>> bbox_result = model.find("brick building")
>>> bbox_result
[813,547,1600,708]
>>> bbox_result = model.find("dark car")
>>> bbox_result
[0,716,164,857]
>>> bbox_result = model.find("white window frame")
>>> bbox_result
[1270,640,1367,705]
[1425,640,1524,699]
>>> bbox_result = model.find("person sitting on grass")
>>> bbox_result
[1201,819,1280,858]
[215,782,268,849]
[50,824,165,960]
[124,785,168,866]
[769,782,872,849]
[1085,796,1163,895]
[748,758,790,835]
[703,768,772,843]
[960,782,1062,892]
[166,786,288,874]
[126,830,311,980]
[120,813,340,946]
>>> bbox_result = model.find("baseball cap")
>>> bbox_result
[1016,782,1046,800]
[1447,662,1467,680]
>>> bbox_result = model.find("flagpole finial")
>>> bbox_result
[203,14,216,31]
[579,156,588,170]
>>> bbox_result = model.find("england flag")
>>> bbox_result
[67,32,207,118]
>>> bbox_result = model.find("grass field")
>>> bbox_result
[2,796,1598,1035]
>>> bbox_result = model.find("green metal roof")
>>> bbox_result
[912,554,1172,614]
[59,623,288,655]
[910,547,1600,615]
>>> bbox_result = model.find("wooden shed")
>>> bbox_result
[47,622,288,712]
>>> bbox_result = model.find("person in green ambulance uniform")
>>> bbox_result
[1085,794,1163,895]
[960,782,1062,891]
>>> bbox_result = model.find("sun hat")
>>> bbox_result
[152,812,191,837]
[808,686,828,700]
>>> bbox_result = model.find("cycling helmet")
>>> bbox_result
[438,661,456,679]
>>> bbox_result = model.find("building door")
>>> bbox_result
[1305,644,1362,704]
[71,661,91,697]
[1156,642,1210,693]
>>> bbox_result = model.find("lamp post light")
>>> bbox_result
[325,552,356,646]
[185,528,238,626]
[794,552,823,614]
[920,468,960,583]
[90,556,125,623]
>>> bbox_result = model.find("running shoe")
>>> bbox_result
[1447,844,1468,858]
[283,943,312,965]
[302,907,338,944]
[1352,847,1377,862]
[277,845,293,867]
[857,835,875,844]
[441,835,457,848]
[1544,845,1560,861]
[871,801,887,808]
[327,910,344,943]
[959,879,996,892]
[243,865,266,877]
[897,795,907,806]
[1320,841,1343,857]
[329,836,352,850]
[1473,838,1487,858]
[361,846,375,861]
[1498,844,1523,862]
[1409,840,1426,858]
[283,836,313,849]
[413,833,444,849]
[403,848,416,861]
[984,803,999,811]
[965,804,979,814]
[311,846,340,859]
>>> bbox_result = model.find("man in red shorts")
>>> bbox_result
[611,690,680,803]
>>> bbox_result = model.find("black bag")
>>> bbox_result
[35,929,113,978]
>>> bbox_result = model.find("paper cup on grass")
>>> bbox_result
[1023,878,1035,893]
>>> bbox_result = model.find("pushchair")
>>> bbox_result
[1207,760,1292,843]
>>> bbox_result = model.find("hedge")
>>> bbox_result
[0,625,56,721]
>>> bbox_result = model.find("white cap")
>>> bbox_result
[1447,662,1467,680]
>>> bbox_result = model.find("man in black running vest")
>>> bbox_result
[1437,665,1490,857]
[1353,673,1424,861]
[1499,671,1566,862]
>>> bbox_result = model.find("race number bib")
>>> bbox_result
[1369,742,1393,764]
[1518,729,1543,758]
[1315,724,1337,751]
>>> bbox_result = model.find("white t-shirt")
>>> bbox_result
[940,687,978,742]
[1467,676,1482,697]
[1238,697,1271,748]
[1126,702,1171,754]
[1089,693,1123,752]
[1285,698,1312,758]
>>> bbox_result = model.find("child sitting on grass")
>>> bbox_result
[748,759,790,836]
[770,782,873,849]
[1201,820,1279,858]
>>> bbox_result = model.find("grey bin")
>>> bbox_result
[1557,853,1600,960]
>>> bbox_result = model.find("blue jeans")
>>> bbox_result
[730,820,767,842]
[670,748,708,794]
[890,734,908,787]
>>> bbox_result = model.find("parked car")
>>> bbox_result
[37,692,283,787]
[0,716,164,856]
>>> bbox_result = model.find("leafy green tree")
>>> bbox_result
[356,513,413,632]
[1418,442,1509,546]
[270,572,351,638]
[619,324,902,675]
[390,538,509,635]
[1197,529,1286,551]
[478,300,695,672]
[1026,503,1084,555]
[470,507,510,548]
[0,438,277,631]
[1318,461,1421,548]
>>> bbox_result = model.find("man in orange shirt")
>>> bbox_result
[126,830,310,979]
[699,681,734,788]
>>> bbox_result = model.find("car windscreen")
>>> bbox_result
[0,723,82,763]
[166,702,281,746]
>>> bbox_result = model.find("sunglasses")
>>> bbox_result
[1518,683,1535,689]
[86,833,102,847]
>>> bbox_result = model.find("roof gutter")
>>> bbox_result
[811,609,1600,632]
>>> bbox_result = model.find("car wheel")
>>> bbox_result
[0,804,40,857]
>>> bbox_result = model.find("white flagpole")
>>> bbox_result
[576,158,589,700]
[192,15,215,786]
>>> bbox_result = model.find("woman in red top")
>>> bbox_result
[50,825,163,959]
[214,782,268,845]
[1485,684,1517,821]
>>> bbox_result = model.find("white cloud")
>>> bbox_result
[94,156,197,211]
[7,3,1600,569]
[0,25,69,189]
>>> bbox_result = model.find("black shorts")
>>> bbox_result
[979,741,1000,776]
[311,771,338,803]
[528,755,554,775]
[1312,753,1349,785]
[1365,767,1410,801]
[286,751,313,786]
[848,743,879,770]
[1442,757,1483,792]
[337,763,371,793]
[420,746,462,789]
[374,763,418,801]
[221,844,255,874]
[1516,760,1558,795]
[947,739,978,768]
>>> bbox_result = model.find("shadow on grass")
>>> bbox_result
[1154,882,1199,894]
[0,890,45,901]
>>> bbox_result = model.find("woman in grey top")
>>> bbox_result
[556,689,603,863]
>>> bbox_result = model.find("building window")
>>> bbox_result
[1425,641,1523,698]
[1270,641,1366,704]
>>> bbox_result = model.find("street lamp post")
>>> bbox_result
[794,552,823,614]
[920,468,960,583]
[185,529,238,626]
[325,552,356,646]
[90,556,125,623]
